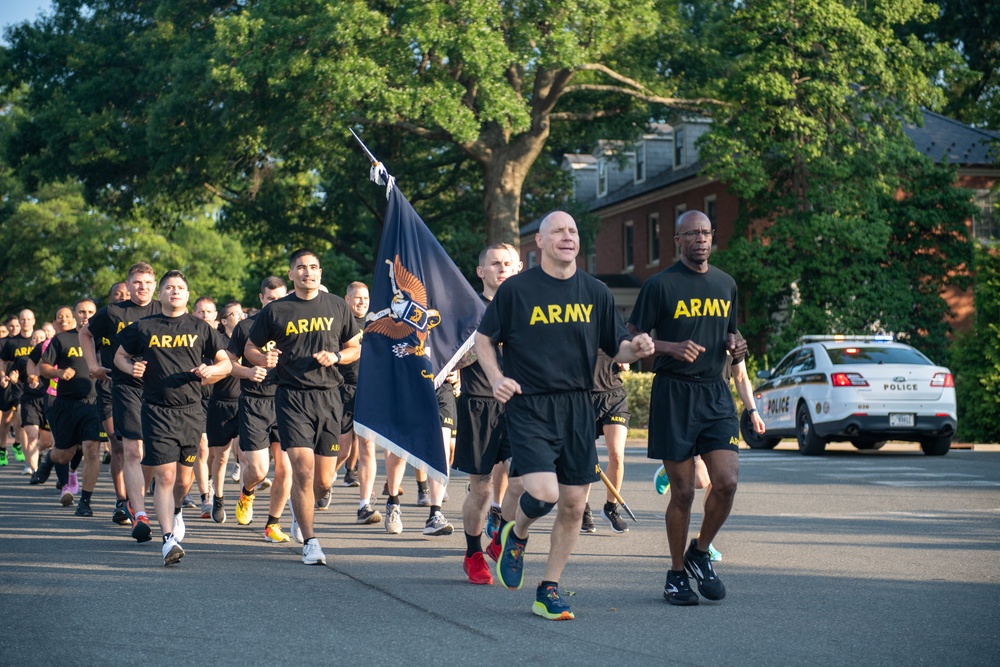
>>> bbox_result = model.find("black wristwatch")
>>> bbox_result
[334,351,342,364]
[747,408,758,415]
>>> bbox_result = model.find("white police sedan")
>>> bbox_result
[741,335,958,456]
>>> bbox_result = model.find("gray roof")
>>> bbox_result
[589,162,702,212]
[903,109,999,166]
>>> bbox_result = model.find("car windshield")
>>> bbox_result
[824,346,931,366]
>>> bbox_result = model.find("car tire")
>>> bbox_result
[851,438,887,451]
[920,436,952,456]
[796,403,825,455]
[741,409,780,449]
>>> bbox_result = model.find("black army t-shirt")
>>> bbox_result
[118,313,226,407]
[211,331,241,400]
[592,349,623,393]
[228,314,277,399]
[462,294,500,398]
[87,300,163,387]
[247,292,359,391]
[2,334,34,385]
[338,315,366,386]
[40,330,96,400]
[628,262,738,378]
[478,267,628,395]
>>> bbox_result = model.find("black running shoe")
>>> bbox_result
[580,503,596,534]
[75,499,94,517]
[212,496,226,523]
[35,453,54,484]
[102,451,111,465]
[112,500,131,525]
[684,539,726,600]
[664,570,699,606]
[601,502,629,533]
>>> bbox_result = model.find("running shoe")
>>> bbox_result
[0,449,7,466]
[290,518,303,544]
[356,504,382,524]
[684,539,726,600]
[265,524,290,543]
[74,498,93,517]
[112,500,131,526]
[708,543,723,563]
[485,505,502,540]
[423,511,454,536]
[174,509,186,542]
[230,462,241,482]
[29,472,41,485]
[343,467,359,487]
[200,499,212,519]
[496,522,526,590]
[256,478,271,491]
[385,503,403,534]
[463,552,494,585]
[580,503,596,534]
[416,489,430,507]
[65,472,80,498]
[654,464,670,494]
[102,450,111,465]
[301,539,327,566]
[601,502,629,534]
[236,492,254,525]
[131,513,152,543]
[485,535,502,563]
[316,487,333,511]
[60,487,74,507]
[664,570,699,606]
[212,496,226,523]
[12,443,25,463]
[182,494,197,509]
[21,464,32,476]
[162,535,184,566]
[533,582,574,620]
[35,453,53,484]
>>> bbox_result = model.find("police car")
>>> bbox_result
[741,335,957,456]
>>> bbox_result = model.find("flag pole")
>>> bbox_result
[600,469,638,522]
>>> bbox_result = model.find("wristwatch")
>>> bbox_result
[747,408,758,415]
[334,351,342,364]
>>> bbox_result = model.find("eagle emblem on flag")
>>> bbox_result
[365,255,441,358]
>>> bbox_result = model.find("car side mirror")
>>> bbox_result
[756,370,771,379]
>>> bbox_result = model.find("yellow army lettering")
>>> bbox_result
[148,334,199,348]
[672,298,731,319]
[529,303,593,325]
[729,436,740,446]
[13,346,32,358]
[67,347,83,357]
[184,455,196,463]
[285,317,336,336]
[115,320,137,334]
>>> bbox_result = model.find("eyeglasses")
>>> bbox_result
[678,229,715,239]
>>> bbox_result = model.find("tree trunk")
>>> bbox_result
[479,129,550,250]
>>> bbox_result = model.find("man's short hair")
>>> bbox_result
[479,242,518,266]
[53,305,73,320]
[127,262,155,279]
[74,298,96,310]
[194,296,215,308]
[159,270,188,288]
[108,281,126,298]
[260,276,286,293]
[346,281,368,295]
[289,248,319,268]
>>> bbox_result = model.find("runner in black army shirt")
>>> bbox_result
[585,350,632,534]
[80,263,161,530]
[116,270,231,564]
[245,249,361,567]
[204,301,244,524]
[626,209,744,606]
[475,211,654,621]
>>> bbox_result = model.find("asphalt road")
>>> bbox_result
[1,440,998,666]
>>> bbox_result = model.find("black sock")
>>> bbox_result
[80,489,93,503]
[388,494,399,505]
[242,486,255,497]
[70,447,83,471]
[540,580,558,589]
[201,493,208,502]
[163,533,173,542]
[465,532,482,557]
[604,501,616,512]
[174,506,182,515]
[266,515,280,527]
[429,504,441,519]
[55,462,70,487]
[416,479,428,493]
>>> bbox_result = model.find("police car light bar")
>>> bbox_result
[798,334,895,343]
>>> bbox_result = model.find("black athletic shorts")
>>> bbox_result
[200,394,211,430]
[238,394,280,452]
[504,391,601,486]
[206,398,239,448]
[49,397,102,450]
[20,394,48,427]
[274,386,341,457]
[438,384,457,431]
[453,394,510,476]
[112,383,144,441]
[339,383,357,435]
[647,373,739,462]
[141,402,201,467]
[96,379,113,422]
[0,383,17,411]
[593,387,630,437]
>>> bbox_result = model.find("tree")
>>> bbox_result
[699,0,970,358]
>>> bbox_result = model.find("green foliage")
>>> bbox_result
[620,370,653,429]
[951,244,1000,443]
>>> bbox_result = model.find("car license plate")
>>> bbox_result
[889,413,914,427]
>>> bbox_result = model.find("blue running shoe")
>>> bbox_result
[496,522,526,590]
[708,543,722,562]
[485,505,502,540]
[533,583,574,620]
[654,465,670,494]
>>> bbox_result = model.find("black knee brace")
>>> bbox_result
[519,492,556,519]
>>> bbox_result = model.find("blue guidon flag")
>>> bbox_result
[354,166,485,485]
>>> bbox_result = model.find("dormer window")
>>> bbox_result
[635,142,646,183]
[674,128,685,167]
[597,157,608,197]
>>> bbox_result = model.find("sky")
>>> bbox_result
[1,1,53,43]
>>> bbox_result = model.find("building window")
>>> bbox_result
[648,213,660,265]
[674,128,685,167]
[635,141,646,183]
[527,251,537,268]
[973,189,998,243]
[703,195,717,224]
[597,158,608,197]
[673,204,686,259]
[624,220,635,270]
